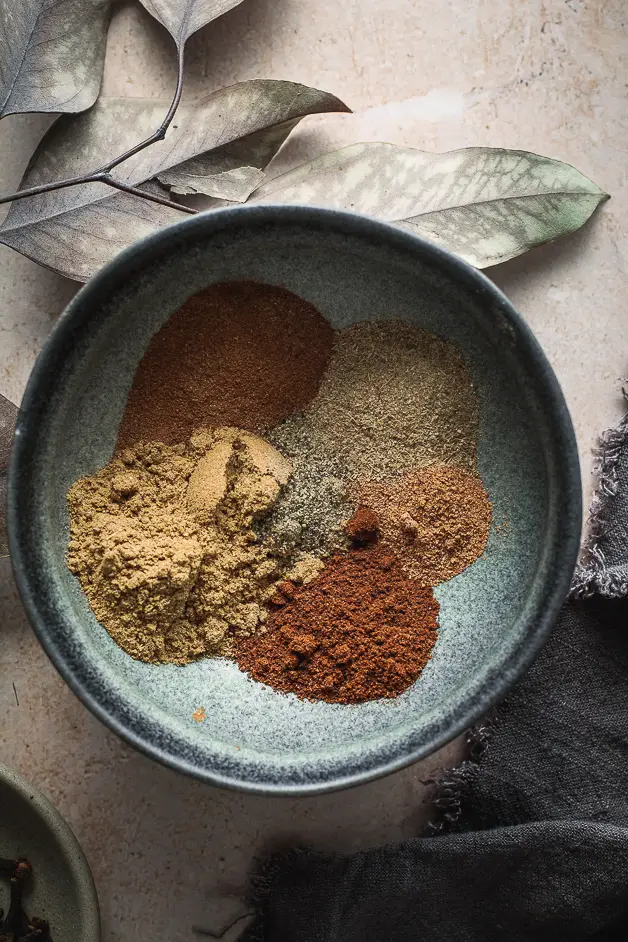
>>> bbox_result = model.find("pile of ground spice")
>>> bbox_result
[67,427,315,665]
[116,281,335,449]
[261,417,354,558]
[345,506,380,545]
[356,465,492,584]
[67,280,495,704]
[304,320,479,481]
[234,545,439,704]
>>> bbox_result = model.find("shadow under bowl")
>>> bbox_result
[8,206,581,795]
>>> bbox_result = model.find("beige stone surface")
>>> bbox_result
[0,1,626,938]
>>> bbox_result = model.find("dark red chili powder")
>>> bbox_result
[117,281,334,449]
[235,545,439,704]
[345,506,380,545]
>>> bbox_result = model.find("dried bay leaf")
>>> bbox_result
[0,81,349,280]
[251,143,609,268]
[158,119,300,201]
[1,187,188,282]
[0,393,18,557]
[138,0,244,47]
[0,0,111,118]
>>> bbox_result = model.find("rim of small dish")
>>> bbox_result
[8,205,582,795]
[0,761,101,938]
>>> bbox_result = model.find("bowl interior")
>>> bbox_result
[11,208,580,792]
[0,764,100,940]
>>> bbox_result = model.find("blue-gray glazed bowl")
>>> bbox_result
[8,206,581,795]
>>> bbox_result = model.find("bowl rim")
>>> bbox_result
[8,204,582,795]
[0,761,101,939]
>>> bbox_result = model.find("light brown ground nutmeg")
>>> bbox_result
[356,465,492,585]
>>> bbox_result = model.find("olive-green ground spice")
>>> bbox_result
[261,418,355,558]
[306,320,479,481]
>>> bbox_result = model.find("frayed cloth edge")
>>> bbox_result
[239,848,312,942]
[425,390,628,836]
[238,721,496,941]
[424,715,495,835]
[570,389,628,600]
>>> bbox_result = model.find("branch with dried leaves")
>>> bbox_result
[0,0,230,215]
[0,79,350,280]
[0,46,195,217]
[0,0,610,286]
[0,2,270,216]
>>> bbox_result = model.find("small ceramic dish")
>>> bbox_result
[0,762,100,940]
[8,206,581,794]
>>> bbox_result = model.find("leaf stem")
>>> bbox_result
[0,44,194,215]
[100,177,198,214]
[102,44,186,173]
[0,172,98,205]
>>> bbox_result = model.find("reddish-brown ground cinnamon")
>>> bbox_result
[117,281,334,449]
[345,506,380,545]
[235,545,439,704]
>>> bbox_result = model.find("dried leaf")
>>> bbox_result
[0,0,111,118]
[0,393,18,557]
[251,143,609,268]
[158,120,299,201]
[166,164,265,201]
[138,0,244,47]
[0,81,349,280]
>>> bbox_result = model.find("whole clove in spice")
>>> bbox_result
[344,506,380,546]
[0,856,52,942]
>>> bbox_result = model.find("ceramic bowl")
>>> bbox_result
[0,762,100,939]
[8,206,581,794]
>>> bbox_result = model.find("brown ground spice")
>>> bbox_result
[356,465,492,585]
[234,545,439,704]
[345,506,380,545]
[117,281,334,449]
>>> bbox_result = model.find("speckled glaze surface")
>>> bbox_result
[0,762,100,940]
[8,206,581,795]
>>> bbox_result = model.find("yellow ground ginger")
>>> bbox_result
[67,428,294,665]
